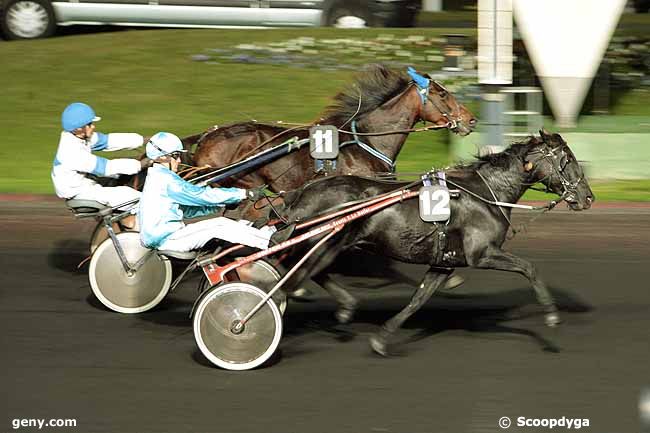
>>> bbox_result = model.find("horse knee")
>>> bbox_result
[335,303,357,324]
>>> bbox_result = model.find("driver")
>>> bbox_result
[51,102,149,226]
[137,132,277,252]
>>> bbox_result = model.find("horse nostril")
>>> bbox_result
[469,118,477,127]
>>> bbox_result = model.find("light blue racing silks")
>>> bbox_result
[138,165,245,249]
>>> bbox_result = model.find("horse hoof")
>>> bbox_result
[335,307,355,324]
[287,287,316,303]
[545,311,562,327]
[369,334,389,357]
[441,274,465,291]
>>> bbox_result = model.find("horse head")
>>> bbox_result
[523,130,594,210]
[407,67,476,136]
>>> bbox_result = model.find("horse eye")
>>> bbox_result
[439,90,448,98]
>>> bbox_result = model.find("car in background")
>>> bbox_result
[0,0,421,40]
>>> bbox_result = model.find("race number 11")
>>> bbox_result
[310,125,339,160]
[419,185,451,222]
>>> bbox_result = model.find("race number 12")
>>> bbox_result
[419,185,451,222]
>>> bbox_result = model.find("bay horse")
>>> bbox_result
[186,64,476,192]
[272,130,594,356]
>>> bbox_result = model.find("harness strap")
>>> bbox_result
[427,171,555,211]
[351,121,395,171]
[437,171,447,188]
[476,170,516,232]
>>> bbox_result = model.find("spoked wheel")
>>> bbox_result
[88,232,172,314]
[198,259,287,314]
[193,282,282,371]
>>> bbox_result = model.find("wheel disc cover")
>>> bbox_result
[6,1,49,38]
[234,260,287,314]
[89,232,171,313]
[194,283,282,370]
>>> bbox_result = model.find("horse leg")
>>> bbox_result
[279,233,361,320]
[313,273,358,324]
[370,267,452,356]
[474,248,560,327]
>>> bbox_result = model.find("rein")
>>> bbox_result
[269,178,424,226]
[337,121,452,137]
[473,170,555,239]
[430,172,561,210]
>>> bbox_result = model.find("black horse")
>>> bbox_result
[274,130,594,356]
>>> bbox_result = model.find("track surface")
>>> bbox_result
[1,199,649,433]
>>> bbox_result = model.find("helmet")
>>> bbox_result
[146,132,185,160]
[61,102,101,131]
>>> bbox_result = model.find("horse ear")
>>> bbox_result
[524,161,534,172]
[539,128,551,141]
[552,132,567,146]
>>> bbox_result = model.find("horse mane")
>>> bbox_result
[458,135,543,171]
[320,64,410,126]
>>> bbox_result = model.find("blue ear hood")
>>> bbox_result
[407,66,430,89]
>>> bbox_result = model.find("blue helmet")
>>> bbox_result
[146,132,186,160]
[61,102,101,131]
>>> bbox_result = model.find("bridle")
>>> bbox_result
[525,143,584,205]
[412,79,461,131]
[337,77,462,137]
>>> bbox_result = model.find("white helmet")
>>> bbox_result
[146,132,186,160]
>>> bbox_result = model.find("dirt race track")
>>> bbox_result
[1,198,649,433]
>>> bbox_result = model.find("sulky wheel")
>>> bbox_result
[232,260,287,314]
[193,282,282,371]
[89,220,123,254]
[198,260,287,314]
[88,232,172,314]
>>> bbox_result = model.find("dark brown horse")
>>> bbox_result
[186,65,476,193]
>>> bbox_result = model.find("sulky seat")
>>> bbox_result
[158,249,200,260]
[65,199,109,215]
